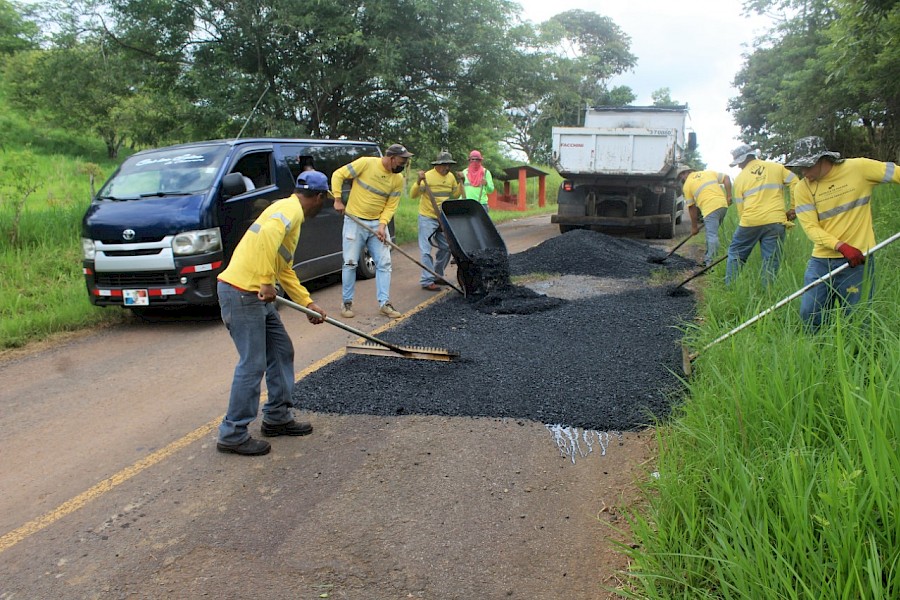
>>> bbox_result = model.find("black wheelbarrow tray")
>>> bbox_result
[439,199,508,296]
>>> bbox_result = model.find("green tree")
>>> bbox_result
[0,0,38,54]
[4,41,186,158]
[730,0,899,160]
[651,87,680,107]
[504,9,637,163]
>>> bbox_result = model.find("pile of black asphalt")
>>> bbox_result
[292,229,698,431]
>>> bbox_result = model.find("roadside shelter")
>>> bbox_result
[488,165,549,211]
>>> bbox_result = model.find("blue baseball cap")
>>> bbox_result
[296,170,334,198]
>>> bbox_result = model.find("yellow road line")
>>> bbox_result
[0,292,451,555]
[0,420,218,554]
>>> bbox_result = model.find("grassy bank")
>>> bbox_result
[623,185,900,598]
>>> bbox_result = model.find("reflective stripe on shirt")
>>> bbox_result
[249,212,292,233]
[695,180,719,196]
[883,162,896,182]
[740,183,784,200]
[818,196,870,221]
[355,179,393,198]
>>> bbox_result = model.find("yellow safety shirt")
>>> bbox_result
[218,194,312,306]
[795,158,899,257]
[409,169,462,219]
[733,159,798,227]
[682,170,729,217]
[331,157,403,225]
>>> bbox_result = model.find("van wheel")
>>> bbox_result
[357,247,377,279]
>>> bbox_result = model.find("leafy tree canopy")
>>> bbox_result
[731,0,899,160]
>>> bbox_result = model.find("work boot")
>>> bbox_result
[379,303,402,319]
[341,302,354,318]
[261,419,313,437]
[216,437,271,456]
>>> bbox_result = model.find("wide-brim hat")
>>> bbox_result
[431,151,457,165]
[675,164,694,177]
[729,143,757,167]
[785,136,844,168]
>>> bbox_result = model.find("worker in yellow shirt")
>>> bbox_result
[786,136,899,331]
[726,144,798,287]
[410,151,463,291]
[332,144,412,319]
[677,164,732,266]
[215,170,330,456]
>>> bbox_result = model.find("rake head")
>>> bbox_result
[345,342,460,362]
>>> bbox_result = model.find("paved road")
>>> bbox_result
[0,215,671,599]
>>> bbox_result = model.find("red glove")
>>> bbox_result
[836,242,865,268]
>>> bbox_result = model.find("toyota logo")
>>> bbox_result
[122,229,136,241]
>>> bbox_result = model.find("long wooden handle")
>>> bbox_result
[665,223,704,258]
[274,296,412,356]
[344,212,465,295]
[694,230,900,358]
[673,253,727,289]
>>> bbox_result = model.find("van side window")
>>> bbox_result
[232,151,273,190]
[285,154,316,183]
[281,144,381,183]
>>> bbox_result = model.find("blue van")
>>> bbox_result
[81,138,381,310]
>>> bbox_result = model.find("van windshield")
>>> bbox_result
[97,145,230,200]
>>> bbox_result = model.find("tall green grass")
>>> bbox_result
[0,108,125,349]
[623,185,900,598]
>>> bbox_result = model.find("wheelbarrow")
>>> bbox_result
[438,199,508,296]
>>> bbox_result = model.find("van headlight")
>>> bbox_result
[172,228,222,255]
[82,238,96,260]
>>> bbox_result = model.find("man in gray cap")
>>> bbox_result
[331,143,413,319]
[725,144,799,287]
[410,151,463,290]
[786,136,899,330]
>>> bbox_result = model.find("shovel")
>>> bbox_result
[344,213,465,296]
[667,254,727,296]
[275,296,458,361]
[682,230,900,375]
[648,223,704,264]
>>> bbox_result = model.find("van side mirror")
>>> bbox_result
[222,173,246,198]
[687,132,697,153]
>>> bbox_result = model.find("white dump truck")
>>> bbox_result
[551,105,696,239]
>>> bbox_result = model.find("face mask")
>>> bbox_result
[392,164,406,174]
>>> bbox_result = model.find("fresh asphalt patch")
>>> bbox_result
[292,229,698,431]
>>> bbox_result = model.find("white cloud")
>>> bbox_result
[515,0,769,173]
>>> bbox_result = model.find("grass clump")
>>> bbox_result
[621,185,900,598]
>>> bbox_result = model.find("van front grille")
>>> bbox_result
[94,272,179,287]
[102,249,164,257]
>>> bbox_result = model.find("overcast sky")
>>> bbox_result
[515,0,770,174]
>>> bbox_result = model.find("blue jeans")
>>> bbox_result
[417,215,450,286]
[341,216,393,306]
[799,256,876,331]
[725,223,786,287]
[702,207,728,266]
[217,281,295,445]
